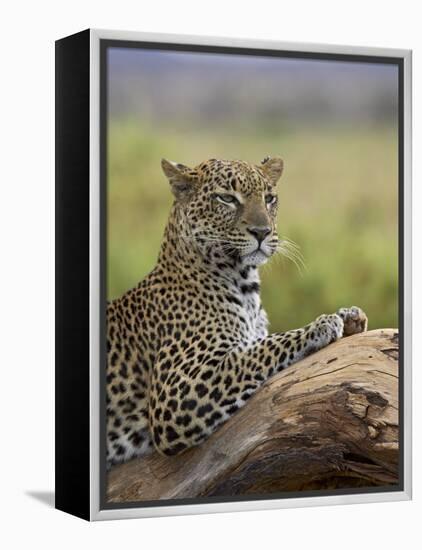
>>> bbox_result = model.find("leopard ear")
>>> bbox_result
[161,159,196,201]
[260,156,284,185]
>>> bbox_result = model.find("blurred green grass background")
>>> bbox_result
[107,120,398,332]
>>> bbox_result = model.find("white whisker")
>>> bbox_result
[275,236,307,275]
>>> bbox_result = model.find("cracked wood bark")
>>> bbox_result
[107,329,399,503]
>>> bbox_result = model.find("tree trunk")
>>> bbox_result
[107,329,399,503]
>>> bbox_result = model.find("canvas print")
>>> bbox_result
[103,44,400,506]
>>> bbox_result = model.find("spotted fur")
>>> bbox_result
[106,157,368,467]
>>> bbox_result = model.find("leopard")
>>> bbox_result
[106,156,368,468]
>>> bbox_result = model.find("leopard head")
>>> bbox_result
[161,157,284,266]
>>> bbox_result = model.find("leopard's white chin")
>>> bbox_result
[241,250,270,266]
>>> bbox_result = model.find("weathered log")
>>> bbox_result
[107,329,399,502]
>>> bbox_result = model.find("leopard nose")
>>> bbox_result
[247,226,271,244]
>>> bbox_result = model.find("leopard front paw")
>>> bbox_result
[314,313,344,344]
[336,306,368,337]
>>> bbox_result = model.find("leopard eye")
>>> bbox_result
[214,193,238,206]
[265,194,277,206]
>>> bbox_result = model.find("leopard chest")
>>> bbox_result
[240,286,264,339]
[223,268,265,342]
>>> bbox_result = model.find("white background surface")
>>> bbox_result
[0,0,419,548]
